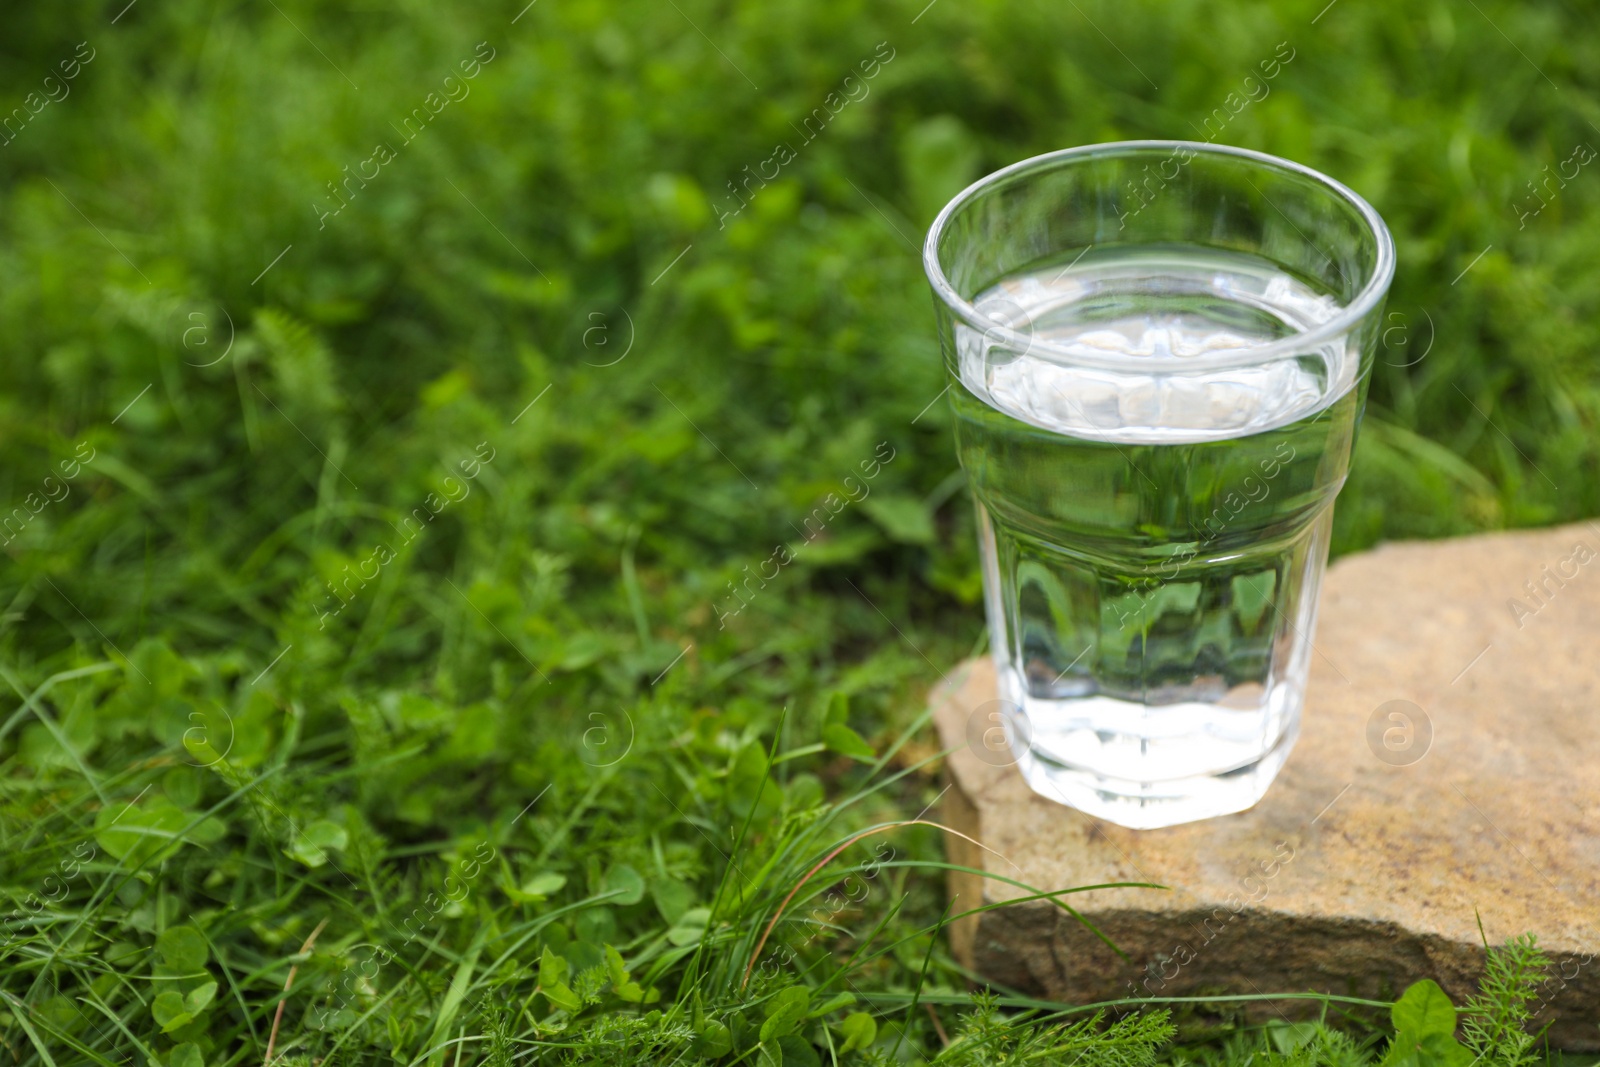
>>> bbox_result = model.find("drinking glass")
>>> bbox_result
[923,141,1394,828]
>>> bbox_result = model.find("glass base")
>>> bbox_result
[996,664,1303,829]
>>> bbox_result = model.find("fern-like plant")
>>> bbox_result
[930,993,1175,1067]
[1460,934,1552,1067]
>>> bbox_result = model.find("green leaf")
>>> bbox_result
[763,984,811,1019]
[1393,979,1458,1038]
[184,981,217,1015]
[537,945,568,988]
[106,942,142,966]
[523,871,566,896]
[619,980,658,1004]
[541,980,582,1013]
[604,944,628,984]
[807,991,856,1018]
[151,991,192,1033]
[666,907,710,946]
[861,494,935,545]
[693,1019,732,1059]
[574,907,615,946]
[537,946,582,1013]
[169,1043,203,1067]
[824,692,849,729]
[506,871,566,903]
[286,819,348,868]
[791,527,880,566]
[95,795,190,864]
[1387,980,1472,1067]
[601,863,645,905]
[155,927,209,973]
[651,878,693,924]
[1418,1032,1474,1067]
[727,741,782,818]
[759,985,811,1042]
[822,723,875,762]
[161,767,201,808]
[777,1034,821,1067]
[1268,1021,1321,1054]
[839,1012,877,1053]
[602,944,654,1002]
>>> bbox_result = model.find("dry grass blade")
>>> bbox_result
[742,819,1018,988]
[263,917,329,1066]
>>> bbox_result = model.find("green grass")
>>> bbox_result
[0,0,1596,1063]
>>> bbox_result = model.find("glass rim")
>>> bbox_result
[921,140,1397,370]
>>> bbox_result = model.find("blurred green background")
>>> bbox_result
[0,0,1595,1062]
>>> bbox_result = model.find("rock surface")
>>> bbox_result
[934,522,1600,1047]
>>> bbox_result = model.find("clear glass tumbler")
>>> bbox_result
[923,142,1394,829]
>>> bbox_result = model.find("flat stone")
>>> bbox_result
[934,521,1600,1047]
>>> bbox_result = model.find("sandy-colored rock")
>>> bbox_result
[934,522,1600,1047]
